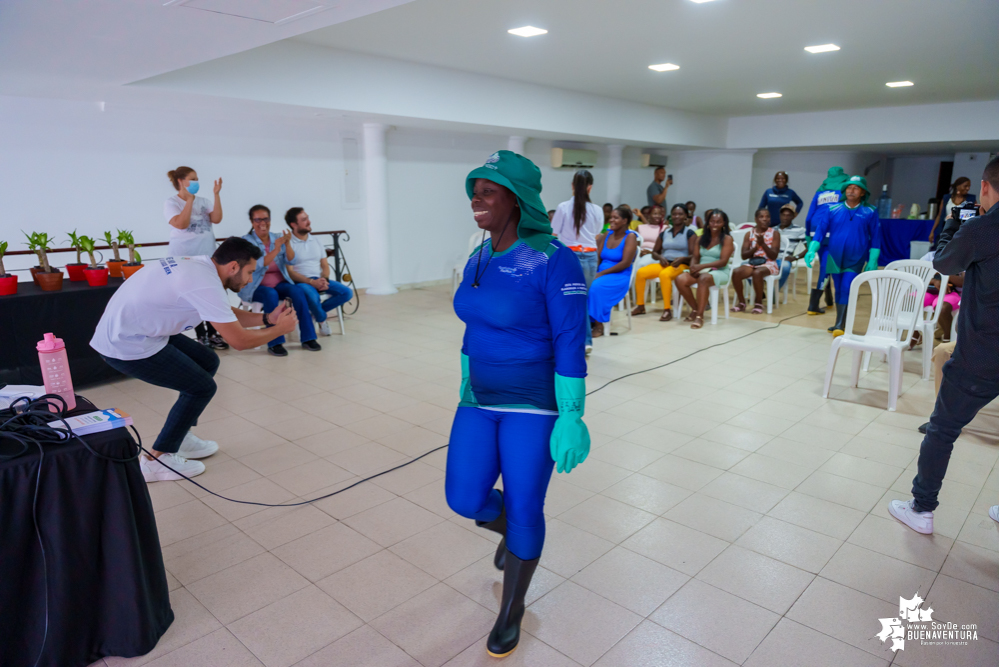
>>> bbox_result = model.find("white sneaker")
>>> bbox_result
[989,506,999,524]
[140,453,206,483]
[585,345,593,355]
[888,499,934,534]
[178,431,219,459]
[318,321,333,337]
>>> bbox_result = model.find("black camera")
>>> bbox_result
[953,200,978,222]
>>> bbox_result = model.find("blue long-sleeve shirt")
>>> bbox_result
[805,188,842,236]
[454,238,587,412]
[759,187,803,228]
[811,202,881,272]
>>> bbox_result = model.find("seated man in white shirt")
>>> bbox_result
[284,207,354,335]
[91,238,298,482]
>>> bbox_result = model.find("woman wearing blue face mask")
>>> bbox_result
[165,165,227,348]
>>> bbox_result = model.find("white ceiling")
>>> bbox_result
[294,0,999,116]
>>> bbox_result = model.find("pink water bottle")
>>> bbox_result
[37,333,77,412]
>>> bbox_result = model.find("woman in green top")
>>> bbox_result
[674,210,735,329]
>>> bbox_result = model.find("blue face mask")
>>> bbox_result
[186,181,200,195]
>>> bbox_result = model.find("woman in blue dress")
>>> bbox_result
[588,205,639,338]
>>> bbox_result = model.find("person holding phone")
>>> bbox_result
[647,166,672,209]
[929,177,976,247]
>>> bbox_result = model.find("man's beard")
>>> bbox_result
[223,275,245,292]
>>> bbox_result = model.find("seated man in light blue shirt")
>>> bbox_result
[284,207,354,336]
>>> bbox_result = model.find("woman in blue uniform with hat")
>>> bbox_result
[450,150,591,658]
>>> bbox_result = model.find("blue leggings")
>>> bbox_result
[445,407,556,560]
[832,271,859,305]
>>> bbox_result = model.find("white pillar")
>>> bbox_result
[606,144,624,206]
[362,123,397,295]
[508,135,527,154]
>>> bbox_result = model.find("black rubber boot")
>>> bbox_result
[475,490,507,571]
[486,549,539,658]
[824,282,834,307]
[831,304,848,336]
[807,288,826,315]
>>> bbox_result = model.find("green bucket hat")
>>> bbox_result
[841,174,870,204]
[466,150,553,252]
[819,166,850,192]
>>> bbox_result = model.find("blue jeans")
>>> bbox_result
[299,278,353,323]
[778,261,792,289]
[574,251,597,346]
[253,282,316,346]
[912,361,999,512]
[100,334,218,453]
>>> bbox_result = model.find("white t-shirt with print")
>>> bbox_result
[91,256,237,361]
[289,234,326,278]
[164,195,217,257]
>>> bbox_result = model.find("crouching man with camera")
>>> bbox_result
[890,156,999,534]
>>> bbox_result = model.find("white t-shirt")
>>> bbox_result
[164,195,217,257]
[91,256,237,361]
[550,199,602,250]
[289,234,325,278]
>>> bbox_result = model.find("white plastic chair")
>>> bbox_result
[822,271,927,411]
[761,235,790,314]
[709,230,746,325]
[614,254,641,332]
[779,236,807,305]
[453,230,490,296]
[862,260,935,374]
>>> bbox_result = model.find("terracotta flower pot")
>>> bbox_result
[107,259,126,278]
[36,269,64,292]
[122,263,144,279]
[84,266,109,287]
[29,265,42,285]
[66,262,88,282]
[0,274,17,296]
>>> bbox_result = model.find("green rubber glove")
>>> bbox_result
[865,248,880,272]
[550,374,590,474]
[459,352,474,403]
[803,240,821,268]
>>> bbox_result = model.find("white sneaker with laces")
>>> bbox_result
[585,345,593,355]
[178,431,219,459]
[990,506,999,524]
[888,499,934,534]
[140,453,205,483]
[318,321,333,337]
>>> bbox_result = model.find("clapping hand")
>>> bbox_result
[213,178,223,195]
[277,229,292,246]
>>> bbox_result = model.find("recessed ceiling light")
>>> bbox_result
[757,92,782,99]
[804,43,840,53]
[886,81,914,87]
[508,26,547,37]
[689,0,717,3]
[648,63,680,72]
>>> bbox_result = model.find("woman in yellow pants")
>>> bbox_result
[632,204,697,321]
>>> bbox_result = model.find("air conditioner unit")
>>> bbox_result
[641,154,667,169]
[551,148,597,169]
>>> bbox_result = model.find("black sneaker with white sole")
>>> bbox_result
[268,344,289,357]
[302,340,322,351]
[208,333,229,350]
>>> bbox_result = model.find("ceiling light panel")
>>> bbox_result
[757,92,782,99]
[689,0,717,3]
[649,63,680,72]
[886,81,914,87]
[508,26,547,37]
[805,44,840,53]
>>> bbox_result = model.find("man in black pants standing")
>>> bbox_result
[890,156,999,534]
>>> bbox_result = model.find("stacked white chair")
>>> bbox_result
[822,270,927,411]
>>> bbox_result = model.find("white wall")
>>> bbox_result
[889,156,946,214]
[658,151,757,225]
[953,152,993,198]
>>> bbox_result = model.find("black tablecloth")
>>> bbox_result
[0,278,124,387]
[0,412,173,667]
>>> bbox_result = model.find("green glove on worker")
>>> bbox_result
[550,374,590,474]
[803,240,821,268]
[865,248,880,272]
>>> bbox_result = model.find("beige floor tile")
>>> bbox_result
[272,522,382,582]
[940,541,999,593]
[162,523,266,586]
[639,454,724,491]
[664,493,763,542]
[326,442,409,477]
[755,437,837,469]
[670,439,751,470]
[370,460,444,496]
[238,443,318,477]
[390,520,495,579]
[571,547,689,616]
[848,514,954,570]
[592,620,737,667]
[445,555,564,613]
[599,474,691,515]
[315,401,383,427]
[523,581,642,667]
[545,477,597,516]
[540,518,616,578]
[589,441,665,472]
[558,459,632,493]
[342,413,414,440]
[618,424,693,453]
[235,504,337,551]
[622,518,728,576]
[558,494,657,543]
[744,618,889,667]
[839,435,918,468]
[376,425,450,457]
[699,423,774,453]
[648,412,721,438]
[725,411,797,437]
[181,458,262,500]
[736,516,842,573]
[228,586,362,667]
[155,500,228,547]
[403,479,456,518]
[650,579,779,664]
[955,512,999,553]
[795,471,887,512]
[820,542,937,605]
[216,429,290,460]
[779,422,854,450]
[146,480,196,511]
[785,577,899,658]
[267,459,354,497]
[696,544,814,614]
[697,471,790,514]
[818,452,905,487]
[263,414,341,442]
[200,477,296,522]
[766,492,867,540]
[318,550,437,622]
[293,426,371,458]
[310,479,395,520]
[728,453,814,489]
[443,629,583,667]
[242,403,309,428]
[927,574,999,642]
[295,624,420,666]
[186,552,310,624]
[370,583,495,667]
[144,628,263,667]
[585,411,643,439]
[342,496,445,547]
[105,588,222,666]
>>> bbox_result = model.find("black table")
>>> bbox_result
[0,277,125,387]
[0,411,173,667]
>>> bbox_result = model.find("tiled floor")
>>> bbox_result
[86,278,999,666]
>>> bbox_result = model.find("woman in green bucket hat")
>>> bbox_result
[448,150,592,658]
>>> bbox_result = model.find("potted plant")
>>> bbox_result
[104,231,126,277]
[24,231,63,291]
[79,235,109,286]
[65,230,89,282]
[0,241,16,296]
[122,245,144,279]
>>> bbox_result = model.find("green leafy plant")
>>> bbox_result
[133,250,141,264]
[23,231,54,273]
[103,231,121,262]
[79,235,101,269]
[118,230,140,264]
[66,230,86,265]
[0,241,9,277]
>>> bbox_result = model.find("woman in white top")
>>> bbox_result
[550,170,602,351]
[164,166,226,348]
